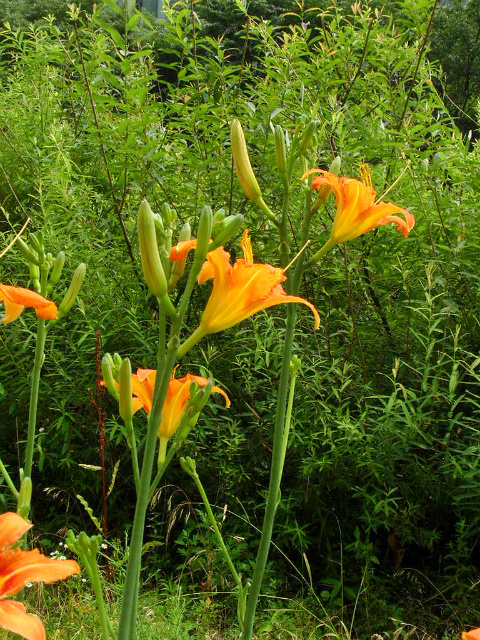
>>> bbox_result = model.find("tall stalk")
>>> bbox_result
[241,184,329,638]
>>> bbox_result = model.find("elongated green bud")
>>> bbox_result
[231,119,262,202]
[153,213,165,241]
[29,261,41,292]
[161,202,176,228]
[57,263,86,320]
[275,125,287,177]
[119,358,133,424]
[29,232,43,255]
[16,237,41,266]
[194,206,213,264]
[297,121,317,157]
[214,208,226,223]
[168,223,191,292]
[113,352,122,369]
[210,214,244,251]
[329,155,341,176]
[47,251,66,293]
[17,476,32,519]
[179,455,197,477]
[101,354,119,401]
[138,199,167,298]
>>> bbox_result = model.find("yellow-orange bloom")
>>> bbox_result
[129,368,230,440]
[302,167,415,245]
[463,630,480,640]
[0,285,57,324]
[171,231,320,339]
[0,511,79,640]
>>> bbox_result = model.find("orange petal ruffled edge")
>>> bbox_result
[0,285,57,323]
[0,512,32,552]
[255,284,320,330]
[0,601,45,640]
[463,630,480,640]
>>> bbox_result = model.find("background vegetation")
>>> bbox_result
[1,0,480,637]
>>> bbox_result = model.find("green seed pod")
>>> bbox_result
[231,119,262,202]
[16,237,41,266]
[119,358,133,424]
[210,214,244,251]
[138,199,167,298]
[101,354,119,401]
[57,263,86,320]
[47,251,66,293]
[275,125,287,177]
[194,206,213,264]
[297,121,317,157]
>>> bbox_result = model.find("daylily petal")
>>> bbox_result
[35,302,58,321]
[0,600,45,640]
[0,285,57,324]
[0,513,32,553]
[463,630,480,640]
[197,238,319,334]
[170,240,198,261]
[0,548,80,597]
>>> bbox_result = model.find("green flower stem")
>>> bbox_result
[255,197,278,226]
[241,180,317,639]
[118,254,205,640]
[307,238,336,267]
[241,304,297,639]
[176,325,206,360]
[279,366,298,472]
[23,317,47,485]
[0,458,19,499]
[279,190,291,270]
[148,446,176,503]
[88,555,113,640]
[125,420,140,494]
[188,464,242,590]
[117,344,178,640]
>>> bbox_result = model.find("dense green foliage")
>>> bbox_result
[1,0,480,637]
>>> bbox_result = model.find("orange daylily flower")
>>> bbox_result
[463,630,480,640]
[129,368,229,447]
[171,230,320,344]
[0,511,79,640]
[302,166,415,245]
[0,285,57,324]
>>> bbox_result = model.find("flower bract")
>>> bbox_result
[302,167,415,244]
[0,285,57,324]
[0,511,79,640]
